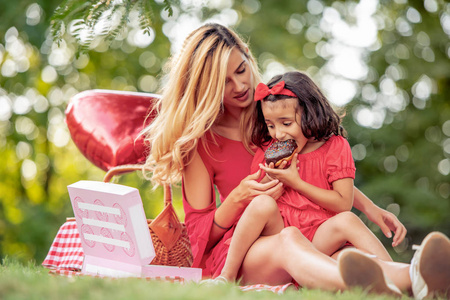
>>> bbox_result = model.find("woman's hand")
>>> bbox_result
[229,170,283,207]
[365,205,407,247]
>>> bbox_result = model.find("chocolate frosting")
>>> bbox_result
[265,139,297,165]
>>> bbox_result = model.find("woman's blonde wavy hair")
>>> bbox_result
[142,23,261,187]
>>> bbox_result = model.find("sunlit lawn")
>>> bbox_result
[0,258,424,300]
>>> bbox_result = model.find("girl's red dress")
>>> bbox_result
[182,132,253,278]
[251,135,356,241]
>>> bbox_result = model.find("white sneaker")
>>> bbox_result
[410,231,450,299]
[338,248,402,297]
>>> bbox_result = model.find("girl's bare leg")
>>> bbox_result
[220,195,284,281]
[313,211,392,261]
[240,226,346,291]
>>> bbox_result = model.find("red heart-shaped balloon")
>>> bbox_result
[65,90,159,171]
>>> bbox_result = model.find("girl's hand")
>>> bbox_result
[229,170,283,207]
[366,205,407,247]
[259,153,301,189]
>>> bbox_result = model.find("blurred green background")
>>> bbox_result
[0,0,449,266]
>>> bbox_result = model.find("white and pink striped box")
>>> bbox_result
[67,180,202,282]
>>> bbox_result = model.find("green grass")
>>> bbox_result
[0,258,426,300]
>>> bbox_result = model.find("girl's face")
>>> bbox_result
[222,48,254,109]
[262,98,309,151]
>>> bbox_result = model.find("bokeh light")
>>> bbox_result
[26,3,43,26]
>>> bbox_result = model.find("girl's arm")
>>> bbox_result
[291,176,354,213]
[260,154,354,212]
[352,187,407,247]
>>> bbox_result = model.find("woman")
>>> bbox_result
[142,23,448,297]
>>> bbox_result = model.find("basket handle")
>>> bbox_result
[103,164,172,207]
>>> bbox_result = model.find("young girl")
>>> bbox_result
[217,71,395,284]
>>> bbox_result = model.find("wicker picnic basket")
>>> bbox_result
[103,164,193,267]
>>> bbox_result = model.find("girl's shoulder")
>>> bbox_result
[328,135,350,147]
[320,135,351,154]
[302,135,347,155]
[323,135,353,161]
[307,135,350,156]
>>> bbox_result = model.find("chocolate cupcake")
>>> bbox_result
[265,139,298,167]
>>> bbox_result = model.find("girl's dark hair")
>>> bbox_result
[252,71,347,147]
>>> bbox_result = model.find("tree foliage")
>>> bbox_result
[50,0,177,53]
[0,0,448,265]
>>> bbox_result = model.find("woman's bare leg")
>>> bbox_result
[333,248,411,292]
[376,259,411,292]
[340,231,450,297]
[338,249,403,297]
[240,226,346,291]
[220,195,284,281]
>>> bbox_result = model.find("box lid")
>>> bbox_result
[67,180,155,267]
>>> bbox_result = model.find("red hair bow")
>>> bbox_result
[254,80,296,101]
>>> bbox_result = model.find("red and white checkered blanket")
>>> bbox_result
[42,220,83,271]
[42,220,294,294]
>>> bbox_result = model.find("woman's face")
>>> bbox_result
[222,48,254,109]
[262,98,309,151]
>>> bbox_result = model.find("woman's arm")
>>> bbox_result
[184,149,240,250]
[353,187,407,247]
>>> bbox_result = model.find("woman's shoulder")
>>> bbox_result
[198,131,226,156]
[198,130,253,172]
[211,124,242,142]
[202,130,243,147]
